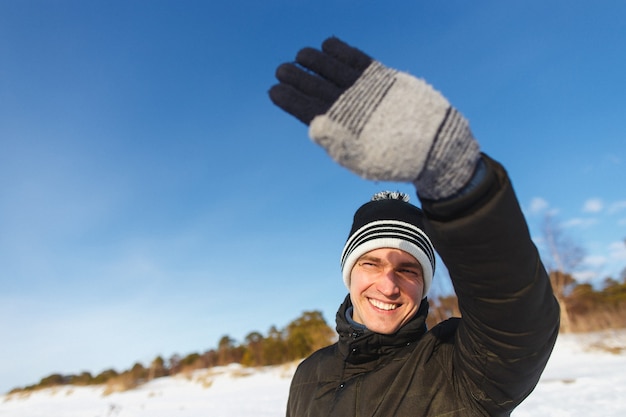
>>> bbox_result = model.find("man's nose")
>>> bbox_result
[376,268,400,296]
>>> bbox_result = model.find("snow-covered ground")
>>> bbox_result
[2,330,625,416]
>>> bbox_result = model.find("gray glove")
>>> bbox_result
[269,37,480,200]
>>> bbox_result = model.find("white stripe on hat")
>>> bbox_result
[341,220,435,298]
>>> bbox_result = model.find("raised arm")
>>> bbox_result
[422,155,559,414]
[270,37,559,415]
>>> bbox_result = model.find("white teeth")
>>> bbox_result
[369,299,398,311]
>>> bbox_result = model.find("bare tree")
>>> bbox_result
[541,213,585,332]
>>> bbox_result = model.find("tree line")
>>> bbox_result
[10,273,626,395]
[557,273,626,332]
[9,310,335,395]
[10,221,626,394]
[426,272,626,333]
[12,271,626,395]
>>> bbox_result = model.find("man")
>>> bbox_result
[269,37,560,417]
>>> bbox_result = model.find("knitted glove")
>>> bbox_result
[269,37,480,200]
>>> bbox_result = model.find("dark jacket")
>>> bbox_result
[286,155,560,417]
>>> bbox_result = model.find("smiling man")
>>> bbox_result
[340,191,433,336]
[350,247,424,335]
[269,37,560,416]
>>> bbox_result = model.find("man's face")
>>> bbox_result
[349,247,424,334]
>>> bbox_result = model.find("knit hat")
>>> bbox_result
[341,191,436,297]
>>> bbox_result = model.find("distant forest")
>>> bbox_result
[9,310,335,395]
[9,266,626,395]
[429,270,626,333]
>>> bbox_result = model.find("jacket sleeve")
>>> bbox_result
[421,154,560,415]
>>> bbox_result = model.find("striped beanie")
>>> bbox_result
[340,191,436,297]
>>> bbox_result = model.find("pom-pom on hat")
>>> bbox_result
[341,191,436,298]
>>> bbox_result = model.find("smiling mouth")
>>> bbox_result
[368,298,399,311]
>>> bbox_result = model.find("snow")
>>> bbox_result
[512,330,626,416]
[2,331,625,417]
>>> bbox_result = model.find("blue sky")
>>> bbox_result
[1,0,625,393]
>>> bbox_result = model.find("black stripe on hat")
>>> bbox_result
[341,221,435,272]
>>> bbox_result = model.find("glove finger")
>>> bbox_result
[321,37,373,73]
[296,47,363,89]
[269,83,330,125]
[275,63,343,103]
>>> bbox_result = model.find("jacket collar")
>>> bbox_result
[335,294,429,364]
